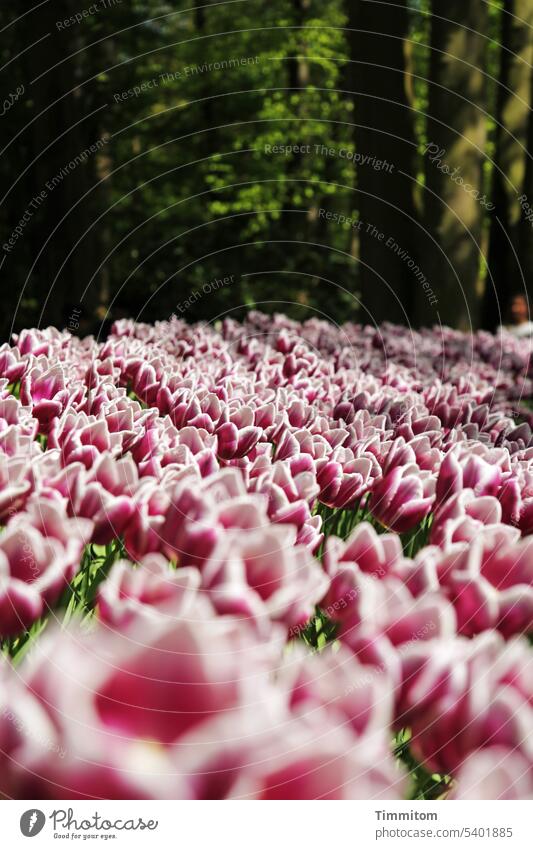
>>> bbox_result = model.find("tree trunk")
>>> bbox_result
[483,0,533,329]
[420,0,489,330]
[517,63,533,302]
[280,0,311,234]
[349,0,418,325]
[7,1,102,331]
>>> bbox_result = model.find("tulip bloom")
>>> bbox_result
[371,466,435,533]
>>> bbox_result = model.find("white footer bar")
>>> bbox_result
[3,800,530,848]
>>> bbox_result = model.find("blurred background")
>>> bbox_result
[1,0,532,338]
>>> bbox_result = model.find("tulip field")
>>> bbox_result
[2,312,533,800]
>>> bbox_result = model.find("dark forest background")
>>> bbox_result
[1,0,532,338]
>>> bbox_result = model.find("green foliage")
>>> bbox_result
[394,729,453,800]
[0,1,528,333]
